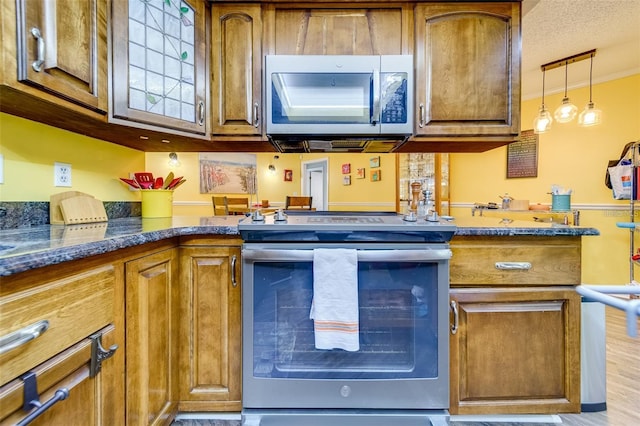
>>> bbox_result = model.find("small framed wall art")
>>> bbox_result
[284,169,293,181]
[356,168,365,179]
[371,170,381,182]
[343,175,351,185]
[342,163,351,174]
[369,156,380,168]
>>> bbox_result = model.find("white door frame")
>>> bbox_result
[301,158,329,211]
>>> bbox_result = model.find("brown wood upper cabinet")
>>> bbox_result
[211,4,263,136]
[413,2,520,141]
[1,0,108,115]
[265,5,410,55]
[111,0,209,136]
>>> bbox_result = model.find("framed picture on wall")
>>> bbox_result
[371,170,381,182]
[369,156,380,168]
[284,169,293,181]
[342,163,351,174]
[356,168,365,179]
[343,175,351,185]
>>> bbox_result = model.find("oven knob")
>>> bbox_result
[339,385,351,398]
[251,210,265,222]
[273,209,287,222]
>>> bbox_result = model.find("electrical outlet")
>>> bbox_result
[54,162,72,187]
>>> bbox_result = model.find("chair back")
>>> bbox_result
[212,196,229,215]
[227,197,249,208]
[285,196,313,209]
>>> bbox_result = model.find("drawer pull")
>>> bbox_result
[19,371,69,426]
[0,320,50,355]
[495,261,532,270]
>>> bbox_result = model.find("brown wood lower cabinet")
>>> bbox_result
[449,287,581,414]
[0,325,119,425]
[449,235,582,415]
[177,238,242,412]
[125,247,180,425]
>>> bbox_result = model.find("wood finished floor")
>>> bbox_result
[173,307,639,426]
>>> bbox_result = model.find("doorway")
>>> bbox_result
[301,159,328,210]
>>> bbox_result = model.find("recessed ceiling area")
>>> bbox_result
[521,0,640,100]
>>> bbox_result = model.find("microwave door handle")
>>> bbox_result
[371,68,380,125]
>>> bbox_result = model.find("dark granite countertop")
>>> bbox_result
[0,215,599,277]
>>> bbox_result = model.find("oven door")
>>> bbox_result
[242,243,451,410]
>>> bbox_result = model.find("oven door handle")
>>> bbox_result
[242,248,452,262]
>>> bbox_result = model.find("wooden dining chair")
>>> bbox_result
[285,196,313,210]
[212,196,229,215]
[227,197,249,215]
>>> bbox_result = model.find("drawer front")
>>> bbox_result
[0,266,115,385]
[450,237,581,286]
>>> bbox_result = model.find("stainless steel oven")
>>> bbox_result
[239,212,455,426]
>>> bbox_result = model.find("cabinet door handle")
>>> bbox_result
[231,254,237,287]
[418,103,425,128]
[197,100,205,126]
[0,320,49,355]
[30,28,45,72]
[253,102,260,128]
[495,262,532,270]
[450,300,458,335]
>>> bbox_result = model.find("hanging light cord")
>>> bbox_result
[563,62,569,98]
[541,69,546,106]
[588,55,594,103]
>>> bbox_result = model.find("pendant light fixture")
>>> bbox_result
[578,52,602,127]
[553,62,578,123]
[533,68,552,134]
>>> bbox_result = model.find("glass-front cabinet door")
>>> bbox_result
[397,153,450,216]
[111,0,208,136]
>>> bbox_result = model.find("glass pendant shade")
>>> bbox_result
[579,54,602,127]
[554,97,578,123]
[533,106,552,134]
[553,62,577,123]
[578,102,602,127]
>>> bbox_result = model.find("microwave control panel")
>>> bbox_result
[380,73,408,124]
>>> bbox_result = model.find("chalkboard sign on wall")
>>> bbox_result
[507,130,538,178]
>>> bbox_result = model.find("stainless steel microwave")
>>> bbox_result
[265,55,413,137]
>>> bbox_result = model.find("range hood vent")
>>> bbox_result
[268,136,409,153]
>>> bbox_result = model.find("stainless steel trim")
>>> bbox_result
[0,320,50,355]
[242,248,452,262]
[495,261,532,270]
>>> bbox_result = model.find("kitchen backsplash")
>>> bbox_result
[0,202,141,229]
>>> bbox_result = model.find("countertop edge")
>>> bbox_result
[0,217,599,277]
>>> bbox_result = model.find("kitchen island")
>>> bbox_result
[0,215,598,423]
[0,215,598,276]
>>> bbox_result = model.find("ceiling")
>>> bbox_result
[521,0,640,100]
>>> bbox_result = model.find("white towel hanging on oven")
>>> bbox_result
[309,248,359,351]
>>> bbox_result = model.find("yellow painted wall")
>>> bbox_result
[450,74,640,285]
[0,113,144,201]
[145,152,397,216]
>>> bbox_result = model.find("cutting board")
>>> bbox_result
[50,191,108,225]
